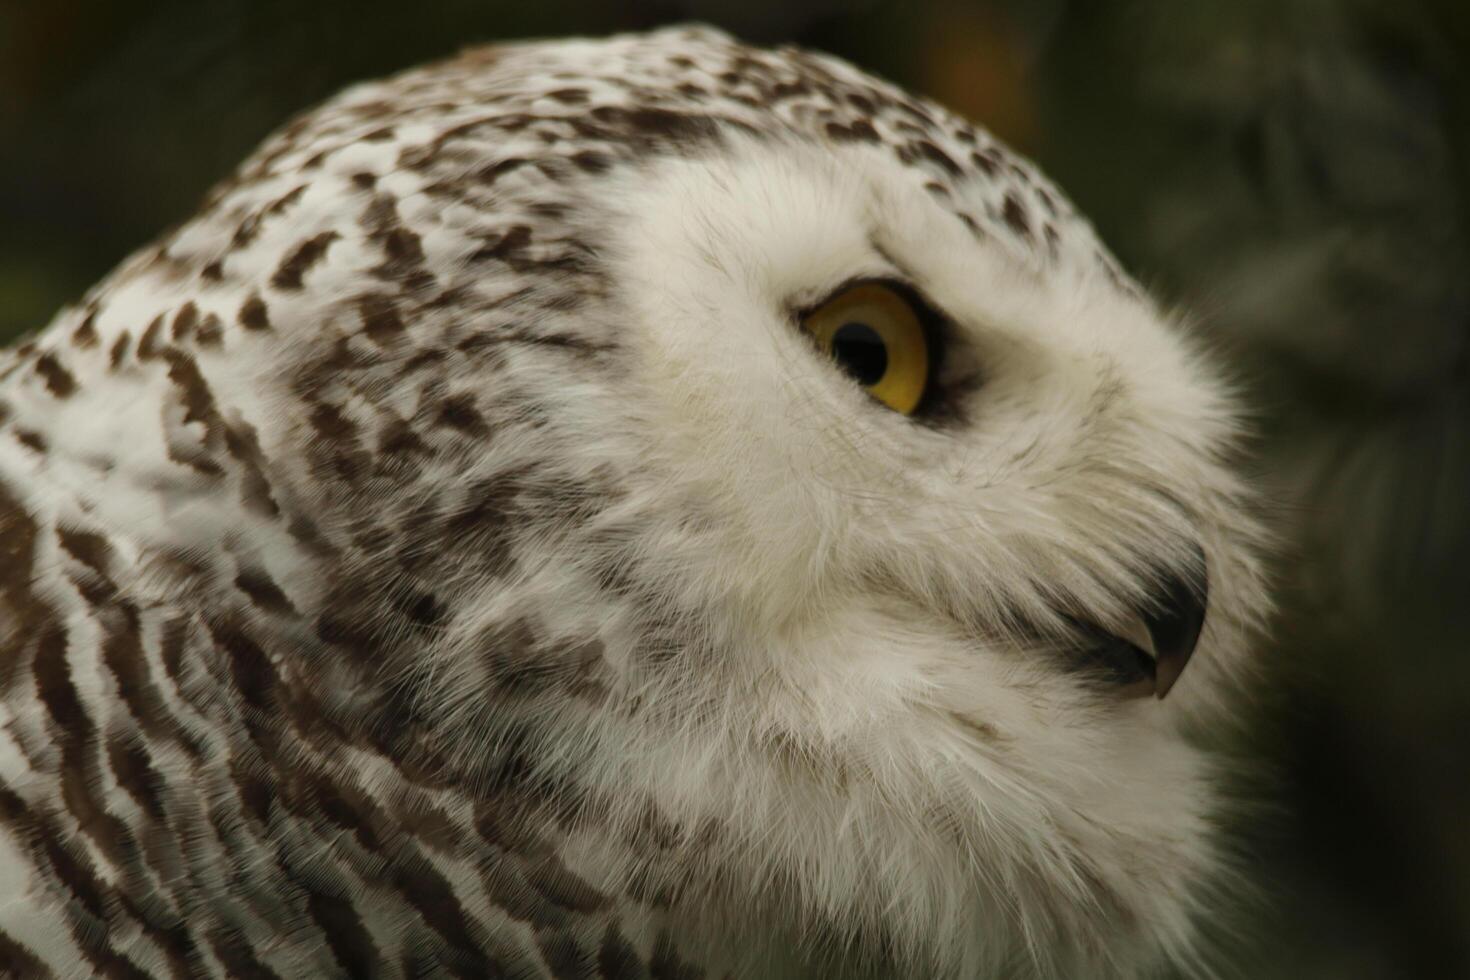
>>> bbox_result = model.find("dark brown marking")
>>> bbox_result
[234,567,297,616]
[435,394,486,434]
[770,79,812,99]
[402,347,448,373]
[825,120,879,143]
[156,615,189,690]
[230,755,274,826]
[34,353,77,398]
[361,192,398,232]
[171,302,199,343]
[231,214,263,250]
[391,799,461,855]
[0,928,53,979]
[1002,193,1031,239]
[0,788,103,926]
[162,349,221,437]
[201,260,224,281]
[207,926,286,980]
[307,889,379,978]
[971,148,1000,176]
[33,625,86,734]
[537,930,594,978]
[597,925,645,980]
[109,331,131,368]
[395,588,446,629]
[567,638,612,704]
[0,481,43,682]
[301,774,382,851]
[457,328,610,356]
[472,795,546,855]
[913,140,961,177]
[314,610,380,658]
[649,930,704,980]
[14,430,45,453]
[35,820,109,920]
[479,618,558,693]
[34,623,147,875]
[390,856,494,973]
[524,852,611,913]
[377,417,429,457]
[896,96,937,126]
[470,225,532,265]
[482,852,573,934]
[587,105,722,148]
[71,312,99,348]
[137,314,166,360]
[371,225,428,286]
[570,150,611,173]
[238,294,272,331]
[271,232,340,290]
[206,617,278,713]
[265,184,307,216]
[308,402,357,443]
[105,735,166,820]
[1037,186,1058,216]
[478,157,526,183]
[222,419,281,518]
[100,605,205,761]
[123,910,204,980]
[57,526,112,580]
[195,312,224,347]
[306,402,370,482]
[357,293,405,343]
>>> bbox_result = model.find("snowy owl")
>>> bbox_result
[0,25,1268,980]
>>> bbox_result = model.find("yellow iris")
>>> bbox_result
[802,282,930,415]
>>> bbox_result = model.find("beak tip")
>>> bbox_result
[1154,660,1180,699]
[1143,553,1208,701]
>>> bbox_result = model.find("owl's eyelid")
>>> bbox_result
[789,271,895,321]
[791,274,949,334]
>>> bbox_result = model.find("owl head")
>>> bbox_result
[35,24,1270,978]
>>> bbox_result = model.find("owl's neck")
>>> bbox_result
[0,301,992,980]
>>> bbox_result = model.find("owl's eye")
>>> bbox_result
[801,282,931,415]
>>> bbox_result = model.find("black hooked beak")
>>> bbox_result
[1073,548,1209,700]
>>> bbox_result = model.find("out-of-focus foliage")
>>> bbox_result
[2,1,1466,974]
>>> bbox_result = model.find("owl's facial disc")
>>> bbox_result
[1071,555,1209,699]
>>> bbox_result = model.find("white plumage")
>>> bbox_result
[0,26,1268,978]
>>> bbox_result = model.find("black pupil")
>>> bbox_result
[831,322,888,386]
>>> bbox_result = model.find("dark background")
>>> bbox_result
[3,1,1467,975]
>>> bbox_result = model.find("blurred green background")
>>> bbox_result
[3,0,1467,975]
